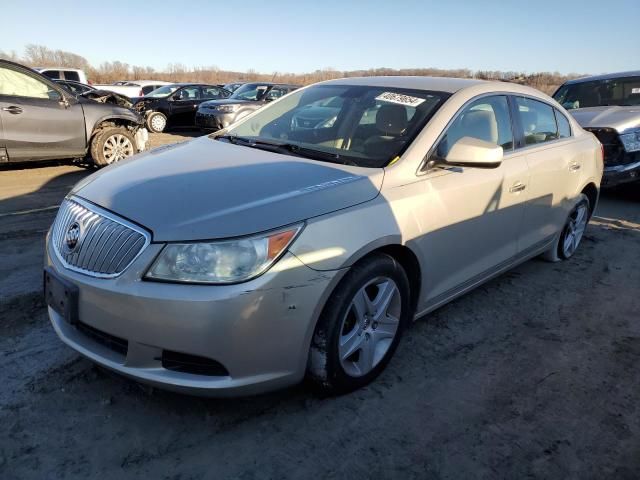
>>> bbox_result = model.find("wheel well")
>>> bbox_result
[90,119,138,139]
[581,182,598,217]
[373,244,422,315]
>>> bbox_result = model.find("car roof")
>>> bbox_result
[563,71,640,85]
[168,83,225,87]
[242,82,300,87]
[34,67,84,72]
[316,76,487,93]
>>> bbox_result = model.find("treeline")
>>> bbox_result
[1,44,584,94]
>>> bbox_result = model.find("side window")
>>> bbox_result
[554,109,571,138]
[436,95,513,158]
[63,71,80,82]
[515,97,559,145]
[202,87,222,99]
[266,87,286,101]
[42,70,61,79]
[0,67,59,100]
[176,86,200,100]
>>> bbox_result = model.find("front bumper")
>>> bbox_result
[195,111,233,130]
[45,235,340,396]
[602,159,640,187]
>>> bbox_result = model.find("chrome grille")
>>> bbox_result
[51,198,150,277]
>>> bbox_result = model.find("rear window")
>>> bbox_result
[515,97,559,145]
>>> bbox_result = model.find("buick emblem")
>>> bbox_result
[65,222,81,252]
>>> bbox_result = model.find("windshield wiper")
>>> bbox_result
[218,136,358,166]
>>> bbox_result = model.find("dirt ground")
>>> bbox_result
[1,132,639,479]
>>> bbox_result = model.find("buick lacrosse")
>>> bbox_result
[45,77,603,395]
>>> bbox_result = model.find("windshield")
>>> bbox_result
[230,83,271,101]
[222,84,449,167]
[145,85,181,98]
[553,76,640,109]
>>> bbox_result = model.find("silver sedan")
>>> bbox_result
[45,76,603,396]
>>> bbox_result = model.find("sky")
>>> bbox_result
[2,0,639,75]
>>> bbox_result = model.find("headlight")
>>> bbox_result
[619,129,640,153]
[217,105,239,113]
[145,224,303,284]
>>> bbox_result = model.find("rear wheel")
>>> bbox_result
[147,112,167,133]
[542,194,590,262]
[308,253,411,394]
[90,127,136,167]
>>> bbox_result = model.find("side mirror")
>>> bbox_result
[171,94,181,101]
[441,136,503,169]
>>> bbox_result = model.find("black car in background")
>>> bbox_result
[195,82,299,131]
[132,83,231,132]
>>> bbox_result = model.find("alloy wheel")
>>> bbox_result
[102,134,134,164]
[562,202,589,258]
[338,276,401,377]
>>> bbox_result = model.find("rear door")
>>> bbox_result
[511,96,581,252]
[169,86,202,125]
[0,64,86,161]
[418,95,530,303]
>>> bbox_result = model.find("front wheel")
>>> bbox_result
[90,127,136,167]
[307,253,411,394]
[542,194,591,262]
[147,111,167,133]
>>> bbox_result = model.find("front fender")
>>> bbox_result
[289,197,404,271]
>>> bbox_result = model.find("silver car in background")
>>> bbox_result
[45,77,603,396]
[553,71,640,186]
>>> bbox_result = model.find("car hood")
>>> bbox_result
[569,106,640,133]
[72,136,384,241]
[200,99,254,107]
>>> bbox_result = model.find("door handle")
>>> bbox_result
[569,163,581,172]
[2,106,23,114]
[509,182,526,193]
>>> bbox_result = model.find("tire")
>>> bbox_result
[307,253,411,394]
[90,127,137,167]
[147,111,167,133]
[542,194,591,262]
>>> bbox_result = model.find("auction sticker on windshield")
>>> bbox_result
[375,92,426,107]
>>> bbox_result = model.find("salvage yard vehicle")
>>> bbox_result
[0,60,148,166]
[133,83,232,132]
[195,82,299,130]
[93,80,173,98]
[45,76,603,396]
[553,71,640,187]
[34,67,89,84]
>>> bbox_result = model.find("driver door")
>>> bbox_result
[0,64,85,161]
[169,86,202,125]
[416,95,530,306]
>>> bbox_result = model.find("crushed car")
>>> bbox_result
[0,60,147,166]
[553,71,640,186]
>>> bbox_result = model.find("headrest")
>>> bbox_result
[461,110,499,143]
[376,104,408,135]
